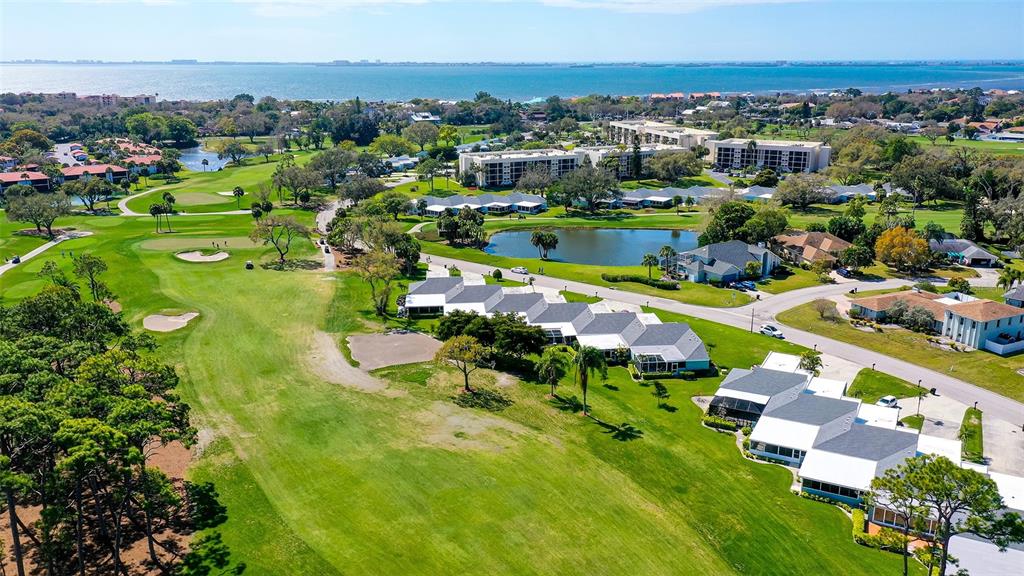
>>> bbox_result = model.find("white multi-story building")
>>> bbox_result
[458,149,581,187]
[708,138,831,173]
[607,120,718,149]
[576,144,688,178]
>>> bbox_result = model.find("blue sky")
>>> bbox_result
[2,1,1022,62]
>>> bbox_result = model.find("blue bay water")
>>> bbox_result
[1,63,1022,102]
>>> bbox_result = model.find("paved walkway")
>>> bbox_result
[0,231,94,277]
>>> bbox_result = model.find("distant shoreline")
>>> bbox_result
[4,60,1024,67]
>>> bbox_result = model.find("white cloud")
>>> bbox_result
[540,0,809,14]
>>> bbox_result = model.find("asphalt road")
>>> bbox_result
[427,253,1024,426]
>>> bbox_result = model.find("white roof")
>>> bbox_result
[516,201,542,207]
[750,417,821,452]
[647,196,672,202]
[760,351,804,373]
[805,377,846,399]
[533,321,580,338]
[713,387,772,405]
[990,472,1024,512]
[856,403,901,429]
[425,204,449,212]
[576,333,627,351]
[405,294,446,308]
[916,434,962,466]
[948,533,1024,576]
[800,450,878,491]
[636,313,662,325]
[444,303,488,315]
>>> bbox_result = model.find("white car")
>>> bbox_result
[876,396,899,408]
[759,324,784,339]
[510,266,529,274]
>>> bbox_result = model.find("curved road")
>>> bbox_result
[423,252,1024,426]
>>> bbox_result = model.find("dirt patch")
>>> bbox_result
[143,312,199,332]
[307,330,405,397]
[414,400,527,452]
[105,299,123,313]
[176,250,229,262]
[347,332,442,370]
[148,440,192,480]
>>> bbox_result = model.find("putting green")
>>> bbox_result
[139,236,256,251]
[173,192,231,206]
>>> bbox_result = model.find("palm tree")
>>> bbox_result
[149,203,165,233]
[531,230,546,259]
[642,253,660,278]
[658,245,676,272]
[745,139,758,173]
[573,345,608,416]
[536,347,570,397]
[201,158,209,172]
[232,186,245,209]
[162,192,176,232]
[997,268,1015,291]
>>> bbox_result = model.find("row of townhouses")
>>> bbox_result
[403,277,710,376]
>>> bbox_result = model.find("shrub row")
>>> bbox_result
[798,490,853,512]
[601,274,679,291]
[701,415,738,431]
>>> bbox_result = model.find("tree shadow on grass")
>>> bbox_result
[550,394,584,413]
[657,403,679,413]
[597,421,644,442]
[602,383,620,391]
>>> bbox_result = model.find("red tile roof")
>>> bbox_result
[62,164,127,177]
[0,171,48,183]
[123,154,162,165]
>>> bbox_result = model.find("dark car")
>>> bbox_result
[836,267,852,278]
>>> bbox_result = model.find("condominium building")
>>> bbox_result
[708,138,831,173]
[458,149,580,187]
[576,144,688,179]
[607,120,719,149]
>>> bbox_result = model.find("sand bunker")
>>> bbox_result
[143,312,199,332]
[176,251,229,262]
[307,331,405,397]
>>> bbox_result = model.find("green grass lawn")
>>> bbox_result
[777,302,1024,402]
[0,209,919,575]
[389,176,473,198]
[907,136,1024,157]
[960,407,985,464]
[757,265,823,294]
[0,213,50,260]
[786,200,966,234]
[900,414,925,430]
[124,149,319,214]
[847,369,921,403]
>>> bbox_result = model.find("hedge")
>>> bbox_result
[701,415,738,431]
[601,273,679,291]
[852,509,868,545]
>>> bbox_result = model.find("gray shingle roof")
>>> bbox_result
[814,424,918,460]
[408,277,465,295]
[1004,285,1024,301]
[719,367,808,395]
[681,240,766,271]
[631,323,709,362]
[531,303,592,325]
[929,238,998,261]
[487,292,547,315]
[446,284,502,304]
[763,394,859,425]
[578,312,640,335]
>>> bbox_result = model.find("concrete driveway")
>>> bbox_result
[902,394,968,440]
[984,417,1024,474]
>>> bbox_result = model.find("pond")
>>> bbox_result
[179,143,228,172]
[484,228,698,266]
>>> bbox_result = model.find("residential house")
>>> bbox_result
[851,290,956,334]
[707,366,809,426]
[619,188,678,209]
[929,238,999,267]
[61,164,128,183]
[0,171,50,192]
[410,192,547,217]
[1004,285,1024,308]
[749,394,860,466]
[772,231,852,268]
[0,155,17,170]
[672,240,780,284]
[798,424,920,506]
[739,185,775,201]
[823,183,877,203]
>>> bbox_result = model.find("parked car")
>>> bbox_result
[836,267,852,278]
[738,281,757,291]
[876,396,899,409]
[511,266,529,274]
[759,324,784,339]
[730,282,747,292]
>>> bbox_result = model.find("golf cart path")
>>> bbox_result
[0,231,94,277]
[424,252,1024,426]
[116,184,250,217]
